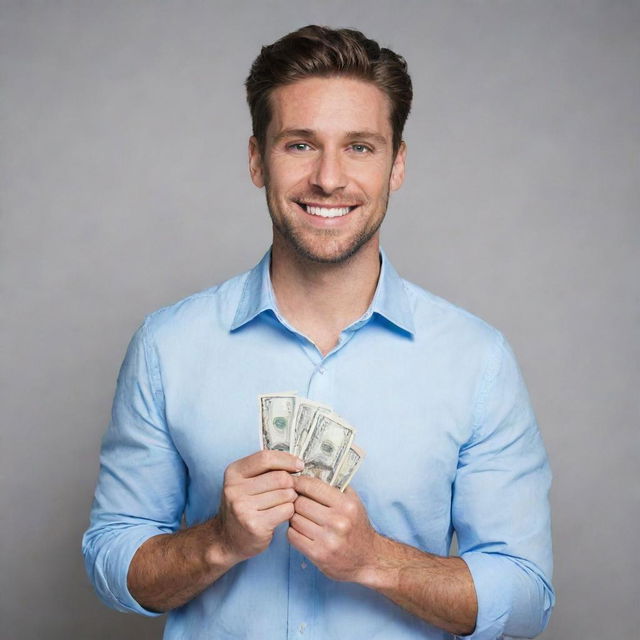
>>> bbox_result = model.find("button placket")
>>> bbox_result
[306,359,333,400]
[288,545,316,639]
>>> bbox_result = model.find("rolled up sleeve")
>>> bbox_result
[82,319,187,615]
[453,332,555,639]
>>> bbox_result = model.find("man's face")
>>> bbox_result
[249,76,406,264]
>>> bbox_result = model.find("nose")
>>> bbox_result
[310,148,347,194]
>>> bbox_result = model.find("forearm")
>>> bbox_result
[357,534,477,636]
[127,451,301,614]
[127,515,238,613]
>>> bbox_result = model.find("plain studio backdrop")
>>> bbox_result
[1,2,638,638]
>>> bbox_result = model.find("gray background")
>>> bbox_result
[1,1,638,638]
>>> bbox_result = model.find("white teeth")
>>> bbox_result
[304,205,352,218]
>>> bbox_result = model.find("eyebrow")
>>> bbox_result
[272,128,315,144]
[272,128,389,147]
[345,130,389,147]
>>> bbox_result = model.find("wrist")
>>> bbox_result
[354,532,398,591]
[204,516,244,571]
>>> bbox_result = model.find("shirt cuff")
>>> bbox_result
[90,525,166,617]
[456,552,511,640]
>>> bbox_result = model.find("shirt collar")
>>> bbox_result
[369,248,415,336]
[230,249,274,331]
[230,248,415,337]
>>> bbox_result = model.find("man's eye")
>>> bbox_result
[351,144,371,153]
[289,143,311,152]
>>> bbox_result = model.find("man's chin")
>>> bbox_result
[270,214,381,265]
[287,237,372,265]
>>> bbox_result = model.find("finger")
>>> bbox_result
[261,501,295,529]
[287,525,314,555]
[293,495,331,525]
[290,512,322,541]
[252,488,297,511]
[228,450,304,480]
[293,475,340,507]
[244,470,296,495]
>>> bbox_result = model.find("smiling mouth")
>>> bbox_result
[295,202,358,218]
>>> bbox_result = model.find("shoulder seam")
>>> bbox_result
[140,318,166,411]
[144,286,222,323]
[469,330,506,437]
[402,280,496,335]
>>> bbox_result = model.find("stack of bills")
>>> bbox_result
[259,392,365,491]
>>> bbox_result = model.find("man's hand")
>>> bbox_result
[216,450,303,564]
[287,475,377,582]
[126,449,302,613]
[287,475,477,635]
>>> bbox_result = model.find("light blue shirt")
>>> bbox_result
[83,249,554,639]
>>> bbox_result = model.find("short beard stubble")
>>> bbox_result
[263,176,391,265]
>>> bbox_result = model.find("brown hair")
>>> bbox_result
[245,25,412,155]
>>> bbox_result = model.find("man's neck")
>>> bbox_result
[270,237,382,357]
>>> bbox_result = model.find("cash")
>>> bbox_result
[300,412,354,485]
[291,399,331,457]
[259,393,365,491]
[332,444,364,491]
[259,393,297,452]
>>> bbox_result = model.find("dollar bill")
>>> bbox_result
[299,413,355,484]
[259,392,297,452]
[291,399,331,457]
[258,392,366,487]
[332,444,365,492]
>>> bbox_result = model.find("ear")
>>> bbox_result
[389,141,406,192]
[248,136,265,188]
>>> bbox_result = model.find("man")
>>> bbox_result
[83,25,554,639]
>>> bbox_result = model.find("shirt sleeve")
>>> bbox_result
[82,319,187,616]
[453,332,555,639]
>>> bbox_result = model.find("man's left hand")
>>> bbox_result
[287,475,378,582]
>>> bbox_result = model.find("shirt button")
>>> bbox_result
[300,561,307,569]
[299,622,306,634]
[318,367,325,374]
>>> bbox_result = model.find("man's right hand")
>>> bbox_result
[214,450,303,564]
[127,450,303,613]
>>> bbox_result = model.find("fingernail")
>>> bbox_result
[295,458,304,471]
